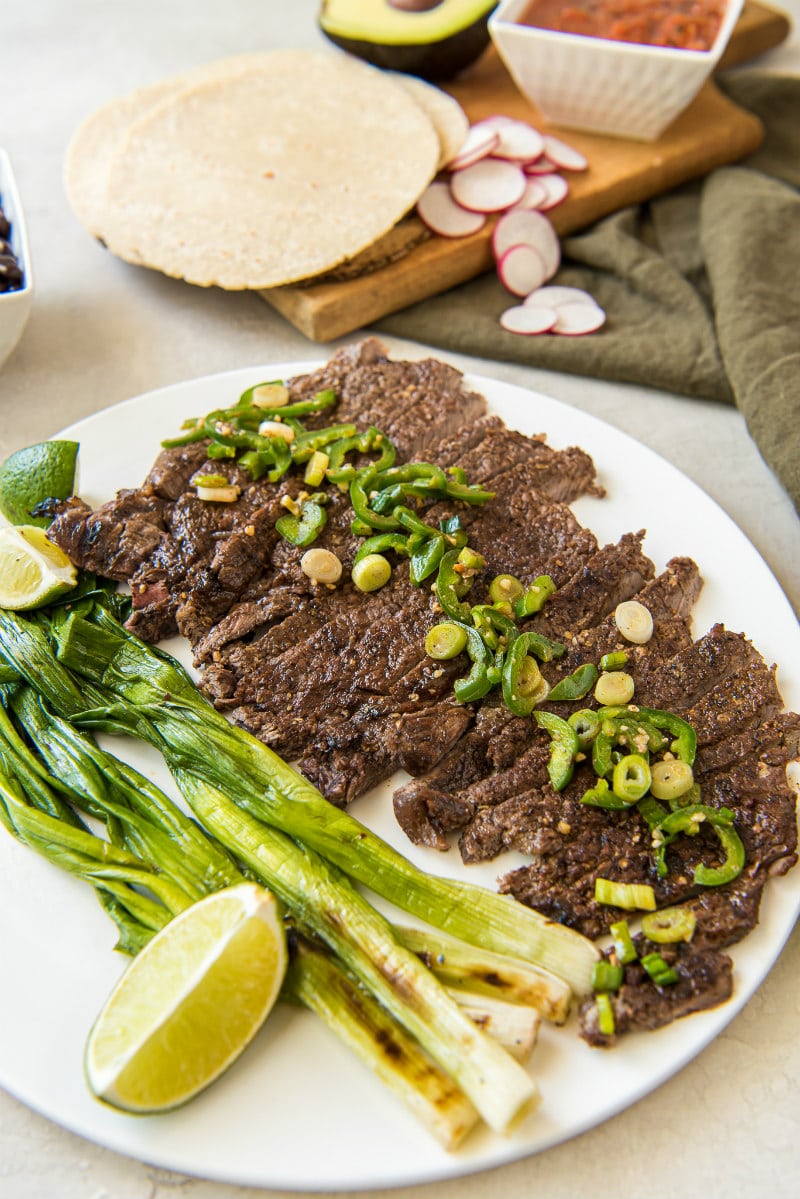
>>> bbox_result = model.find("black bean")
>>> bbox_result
[0,199,23,292]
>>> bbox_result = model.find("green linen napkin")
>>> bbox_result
[378,73,800,513]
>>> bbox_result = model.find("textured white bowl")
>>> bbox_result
[489,0,744,141]
[0,148,34,369]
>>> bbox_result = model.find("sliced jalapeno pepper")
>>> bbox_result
[435,549,475,623]
[580,777,632,810]
[325,426,396,483]
[353,533,409,566]
[291,423,358,464]
[534,710,579,791]
[501,634,546,716]
[513,575,556,618]
[453,625,494,704]
[568,708,601,747]
[612,753,652,803]
[409,536,445,585]
[275,498,328,547]
[598,705,696,765]
[349,469,399,532]
[547,663,599,702]
[652,803,745,886]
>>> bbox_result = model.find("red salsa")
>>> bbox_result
[515,0,727,51]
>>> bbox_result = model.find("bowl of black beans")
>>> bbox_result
[0,148,34,368]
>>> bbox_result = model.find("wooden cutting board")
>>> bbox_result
[261,1,791,342]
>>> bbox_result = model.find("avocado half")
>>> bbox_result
[319,0,498,82]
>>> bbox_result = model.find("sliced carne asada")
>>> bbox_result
[42,338,799,1050]
[391,556,700,850]
[579,937,734,1047]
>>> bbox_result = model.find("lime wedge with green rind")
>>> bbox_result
[0,440,79,527]
[0,525,79,610]
[84,883,287,1113]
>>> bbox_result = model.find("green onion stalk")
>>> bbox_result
[0,749,476,1147]
[0,666,541,1136]
[0,601,598,994]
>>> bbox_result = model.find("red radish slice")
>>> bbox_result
[553,304,607,335]
[534,174,569,211]
[525,285,601,310]
[524,155,559,176]
[473,116,545,163]
[542,135,588,172]
[500,304,559,335]
[492,208,560,279]
[416,182,487,238]
[497,243,548,297]
[447,125,501,171]
[508,178,548,212]
[450,158,526,213]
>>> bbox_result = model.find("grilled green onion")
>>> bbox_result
[351,553,392,593]
[425,622,468,661]
[594,878,657,911]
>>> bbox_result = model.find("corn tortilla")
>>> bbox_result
[64,54,270,238]
[389,74,469,169]
[99,50,441,290]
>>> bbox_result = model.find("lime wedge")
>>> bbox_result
[0,440,79,527]
[0,525,79,610]
[85,883,287,1114]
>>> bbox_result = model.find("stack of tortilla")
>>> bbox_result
[65,49,469,291]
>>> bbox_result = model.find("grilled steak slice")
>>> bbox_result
[317,348,487,461]
[233,480,597,767]
[391,555,698,848]
[579,937,734,1047]
[392,701,534,849]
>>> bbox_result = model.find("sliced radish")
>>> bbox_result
[450,158,526,214]
[553,304,607,335]
[508,178,548,212]
[497,243,548,297]
[525,285,601,310]
[416,182,487,238]
[492,208,560,279]
[534,173,569,211]
[446,125,501,171]
[500,304,559,335]
[542,135,589,172]
[523,155,560,176]
[472,116,545,163]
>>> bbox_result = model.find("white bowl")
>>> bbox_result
[0,148,34,369]
[489,0,744,141]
